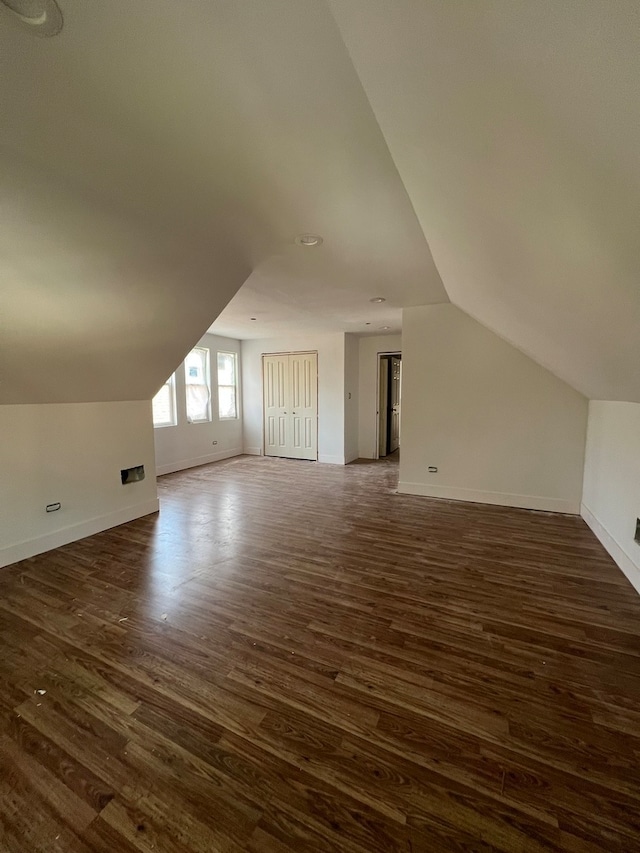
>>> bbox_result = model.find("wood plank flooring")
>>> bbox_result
[2,453,640,851]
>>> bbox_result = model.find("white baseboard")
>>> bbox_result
[0,498,160,570]
[156,447,243,476]
[397,481,580,514]
[244,449,345,465]
[318,454,346,465]
[581,503,640,595]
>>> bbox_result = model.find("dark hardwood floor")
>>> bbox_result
[2,454,640,852]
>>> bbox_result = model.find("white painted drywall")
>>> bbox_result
[344,334,360,463]
[330,0,640,403]
[358,334,402,459]
[241,334,346,464]
[399,304,588,513]
[0,401,158,568]
[582,401,640,594]
[154,333,243,476]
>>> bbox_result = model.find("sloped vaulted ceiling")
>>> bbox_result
[329,0,640,402]
[0,0,446,404]
[0,1,638,404]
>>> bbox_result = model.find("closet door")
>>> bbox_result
[263,352,317,460]
[263,354,290,456]
[289,352,317,460]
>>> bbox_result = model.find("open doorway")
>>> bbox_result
[377,353,401,459]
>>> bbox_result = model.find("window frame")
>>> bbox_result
[184,346,212,424]
[152,372,177,428]
[217,351,239,420]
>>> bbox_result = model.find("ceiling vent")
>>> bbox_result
[0,0,63,36]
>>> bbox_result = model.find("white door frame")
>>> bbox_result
[374,351,401,460]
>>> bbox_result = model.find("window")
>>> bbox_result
[152,373,177,427]
[185,347,211,423]
[217,351,238,419]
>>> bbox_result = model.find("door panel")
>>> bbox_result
[304,358,312,407]
[278,415,286,448]
[277,361,286,407]
[263,352,317,460]
[389,356,401,453]
[291,358,300,408]
[289,352,317,460]
[263,354,290,455]
[378,357,389,458]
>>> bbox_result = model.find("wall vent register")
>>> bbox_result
[121,465,145,485]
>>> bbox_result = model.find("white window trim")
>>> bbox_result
[217,351,239,420]
[152,372,177,428]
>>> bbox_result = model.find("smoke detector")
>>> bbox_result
[0,0,63,36]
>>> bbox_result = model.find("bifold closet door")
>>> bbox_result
[289,351,317,459]
[263,351,317,460]
[263,353,289,456]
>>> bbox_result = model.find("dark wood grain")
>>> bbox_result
[1,453,640,851]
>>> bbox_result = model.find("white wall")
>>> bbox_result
[154,333,243,476]
[0,401,158,569]
[358,334,402,458]
[399,304,588,513]
[242,333,346,464]
[344,334,360,463]
[582,401,640,594]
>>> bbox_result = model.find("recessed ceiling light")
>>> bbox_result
[294,234,323,247]
[379,326,391,331]
[0,0,62,36]
[369,297,386,303]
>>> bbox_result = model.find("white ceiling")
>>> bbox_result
[210,251,408,340]
[1,0,638,403]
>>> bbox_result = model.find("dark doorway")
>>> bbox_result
[378,353,401,458]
